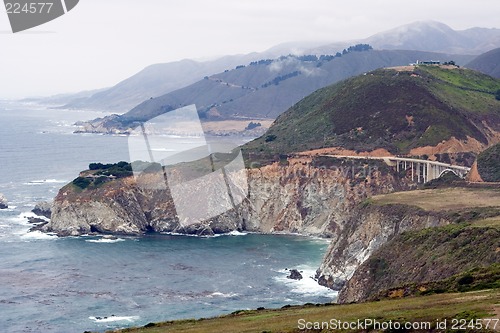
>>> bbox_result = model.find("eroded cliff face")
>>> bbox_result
[45,157,411,237]
[242,157,410,236]
[337,225,500,303]
[46,175,242,236]
[315,204,450,291]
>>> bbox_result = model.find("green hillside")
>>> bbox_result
[478,143,500,182]
[244,66,500,155]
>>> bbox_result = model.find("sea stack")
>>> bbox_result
[0,193,8,209]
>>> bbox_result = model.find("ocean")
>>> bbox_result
[0,101,337,333]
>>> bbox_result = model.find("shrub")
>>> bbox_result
[72,177,91,189]
[265,134,277,142]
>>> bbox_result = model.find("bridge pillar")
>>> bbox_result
[411,162,414,181]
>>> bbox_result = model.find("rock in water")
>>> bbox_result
[32,201,52,218]
[287,269,303,280]
[0,193,7,209]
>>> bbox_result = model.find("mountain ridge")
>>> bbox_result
[50,21,499,113]
[75,49,475,134]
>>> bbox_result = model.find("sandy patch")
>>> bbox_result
[297,147,393,157]
[201,120,274,132]
[387,66,416,72]
[409,136,488,156]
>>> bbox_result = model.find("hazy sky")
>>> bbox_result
[1,0,499,99]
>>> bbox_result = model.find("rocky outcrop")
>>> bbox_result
[45,174,243,236]
[0,193,7,209]
[45,156,413,237]
[287,269,303,280]
[74,115,134,135]
[315,204,450,291]
[32,201,52,218]
[337,225,500,303]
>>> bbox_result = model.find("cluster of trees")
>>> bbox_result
[261,71,301,88]
[342,44,373,54]
[73,162,133,189]
[249,59,273,66]
[89,161,133,178]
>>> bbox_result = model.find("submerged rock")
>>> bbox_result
[0,193,8,209]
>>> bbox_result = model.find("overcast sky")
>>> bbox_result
[0,0,499,99]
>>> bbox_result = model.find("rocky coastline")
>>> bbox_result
[315,204,450,291]
[43,156,413,237]
[41,155,477,302]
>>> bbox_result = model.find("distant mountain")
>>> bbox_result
[61,21,498,113]
[60,55,267,112]
[76,49,475,134]
[22,88,107,106]
[308,21,500,56]
[466,48,500,78]
[244,66,500,156]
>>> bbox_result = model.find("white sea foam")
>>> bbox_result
[207,291,239,298]
[24,179,67,185]
[226,230,249,236]
[10,211,38,225]
[89,315,140,323]
[274,267,338,299]
[85,237,125,243]
[20,230,58,240]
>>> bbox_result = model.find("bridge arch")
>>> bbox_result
[438,168,461,179]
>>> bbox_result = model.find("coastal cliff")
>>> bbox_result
[315,204,450,290]
[44,156,412,237]
[338,224,500,303]
[318,186,500,302]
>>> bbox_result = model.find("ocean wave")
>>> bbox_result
[89,315,140,323]
[9,211,39,225]
[20,230,58,241]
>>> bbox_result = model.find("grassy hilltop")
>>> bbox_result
[244,66,500,155]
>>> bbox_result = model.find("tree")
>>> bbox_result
[495,89,500,101]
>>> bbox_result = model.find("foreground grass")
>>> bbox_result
[371,187,500,212]
[112,289,500,333]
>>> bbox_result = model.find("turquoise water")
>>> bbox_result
[0,102,336,333]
